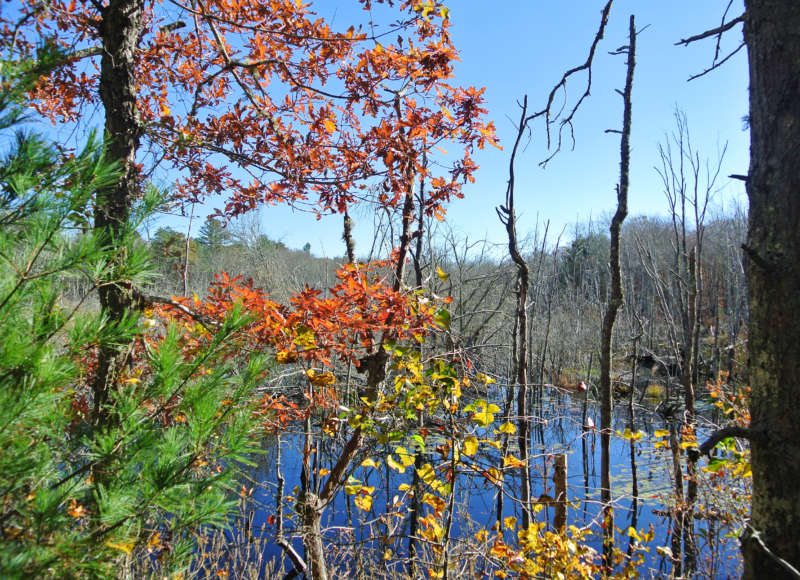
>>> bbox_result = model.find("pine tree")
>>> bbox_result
[0,54,266,579]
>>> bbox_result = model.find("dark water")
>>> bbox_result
[226,391,742,578]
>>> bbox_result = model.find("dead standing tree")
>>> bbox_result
[497,96,534,529]
[494,0,615,535]
[599,14,636,564]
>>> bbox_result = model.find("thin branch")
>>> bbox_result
[687,41,746,81]
[140,292,220,331]
[746,526,800,579]
[526,0,614,166]
[675,14,745,46]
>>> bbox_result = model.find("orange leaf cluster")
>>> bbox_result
[157,259,438,367]
[7,0,497,220]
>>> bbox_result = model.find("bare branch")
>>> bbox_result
[687,41,746,82]
[675,13,745,47]
[526,0,614,166]
[140,292,220,331]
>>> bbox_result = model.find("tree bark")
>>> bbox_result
[92,0,145,424]
[742,1,800,577]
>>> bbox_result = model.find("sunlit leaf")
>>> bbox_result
[463,436,479,456]
[498,421,516,434]
[354,493,373,511]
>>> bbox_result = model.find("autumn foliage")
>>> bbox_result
[8,0,496,219]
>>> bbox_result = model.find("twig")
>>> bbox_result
[687,41,746,81]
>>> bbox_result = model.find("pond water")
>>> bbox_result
[216,391,743,578]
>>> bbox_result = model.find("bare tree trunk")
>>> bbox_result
[742,1,800,577]
[497,98,532,529]
[669,420,684,577]
[599,14,635,563]
[683,248,699,574]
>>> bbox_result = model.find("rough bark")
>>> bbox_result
[742,1,800,577]
[92,0,145,423]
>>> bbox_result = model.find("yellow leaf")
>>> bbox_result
[503,455,526,469]
[419,463,436,483]
[463,436,479,456]
[471,400,500,427]
[654,429,670,438]
[476,372,496,385]
[361,458,380,468]
[475,530,489,542]
[354,494,373,512]
[398,483,411,492]
[322,118,336,133]
[503,516,517,530]
[106,539,135,554]
[318,468,330,476]
[680,440,698,450]
[436,266,449,282]
[396,446,415,467]
[498,421,516,434]
[387,454,406,473]
[617,428,646,442]
[486,467,502,485]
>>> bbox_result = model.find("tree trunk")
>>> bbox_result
[599,14,635,563]
[498,97,532,529]
[742,1,800,577]
[92,0,145,424]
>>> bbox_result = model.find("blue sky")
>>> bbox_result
[159,1,750,257]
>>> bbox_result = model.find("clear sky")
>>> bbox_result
[159,1,750,257]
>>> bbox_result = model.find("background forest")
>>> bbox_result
[1,0,797,579]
